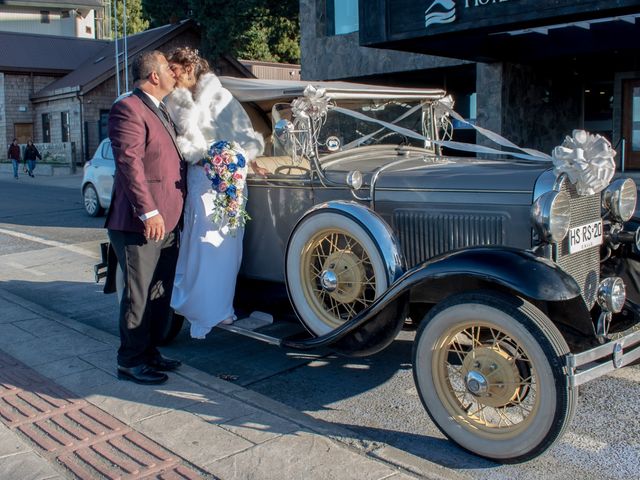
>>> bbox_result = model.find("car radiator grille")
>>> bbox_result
[393,210,506,268]
[554,181,601,309]
[393,180,601,310]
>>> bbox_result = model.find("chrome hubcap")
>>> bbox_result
[320,269,338,292]
[465,370,489,396]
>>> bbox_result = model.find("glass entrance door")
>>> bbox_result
[622,79,640,170]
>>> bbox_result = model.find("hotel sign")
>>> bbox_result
[360,0,640,61]
[424,0,512,31]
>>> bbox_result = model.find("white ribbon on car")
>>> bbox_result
[330,105,552,162]
[291,92,617,194]
[552,130,616,195]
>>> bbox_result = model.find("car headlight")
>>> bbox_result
[346,170,363,190]
[597,277,626,313]
[531,190,571,243]
[603,178,637,222]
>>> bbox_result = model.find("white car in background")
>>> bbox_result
[82,138,115,216]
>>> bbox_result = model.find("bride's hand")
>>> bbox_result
[250,160,269,177]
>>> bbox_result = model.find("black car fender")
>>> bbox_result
[407,246,582,303]
[282,246,589,351]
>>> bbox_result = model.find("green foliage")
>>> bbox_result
[142,0,190,28]
[111,0,149,37]
[139,0,300,64]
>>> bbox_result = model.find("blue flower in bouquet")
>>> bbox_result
[201,140,250,233]
[209,140,230,156]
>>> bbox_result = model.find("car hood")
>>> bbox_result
[323,149,551,193]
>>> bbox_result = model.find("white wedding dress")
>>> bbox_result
[171,164,244,338]
[167,73,264,339]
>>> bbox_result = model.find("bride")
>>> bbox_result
[165,47,264,339]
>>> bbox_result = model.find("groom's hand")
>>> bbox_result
[144,214,165,242]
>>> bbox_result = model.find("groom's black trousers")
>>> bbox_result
[108,228,179,368]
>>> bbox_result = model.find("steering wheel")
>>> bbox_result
[372,131,409,145]
[274,165,311,176]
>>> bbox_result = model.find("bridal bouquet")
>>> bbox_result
[202,140,250,232]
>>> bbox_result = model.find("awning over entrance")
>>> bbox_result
[360,0,640,63]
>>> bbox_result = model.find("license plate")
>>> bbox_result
[568,220,603,253]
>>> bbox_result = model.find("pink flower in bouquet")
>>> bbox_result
[233,172,244,180]
[214,164,225,176]
[212,154,224,166]
[218,182,228,192]
[227,199,239,211]
[221,152,231,164]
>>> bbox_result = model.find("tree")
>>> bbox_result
[142,0,189,28]
[140,0,300,64]
[111,0,149,37]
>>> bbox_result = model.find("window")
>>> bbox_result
[583,82,613,140]
[42,114,51,143]
[61,112,70,142]
[99,110,110,140]
[102,140,114,160]
[327,0,359,36]
[40,11,50,24]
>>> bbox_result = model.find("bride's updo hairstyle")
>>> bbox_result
[167,46,210,82]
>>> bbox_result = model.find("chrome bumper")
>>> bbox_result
[565,328,640,387]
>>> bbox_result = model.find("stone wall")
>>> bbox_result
[299,0,467,80]
[476,62,582,154]
[2,73,60,148]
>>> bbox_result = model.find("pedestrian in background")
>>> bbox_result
[24,140,41,177]
[7,138,20,179]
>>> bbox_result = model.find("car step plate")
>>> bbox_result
[216,311,282,345]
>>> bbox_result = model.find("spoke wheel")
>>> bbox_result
[413,292,576,462]
[287,211,388,336]
[436,323,537,433]
[302,229,377,329]
[287,208,408,356]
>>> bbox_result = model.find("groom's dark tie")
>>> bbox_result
[158,102,176,135]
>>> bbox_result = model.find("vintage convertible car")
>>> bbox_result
[97,77,640,463]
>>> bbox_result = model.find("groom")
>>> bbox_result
[106,51,187,384]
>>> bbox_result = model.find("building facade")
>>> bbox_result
[1,21,203,169]
[1,20,280,171]
[0,0,106,39]
[301,1,640,168]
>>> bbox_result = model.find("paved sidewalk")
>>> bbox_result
[0,288,455,480]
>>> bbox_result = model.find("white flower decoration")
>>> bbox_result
[552,130,616,195]
[291,85,331,122]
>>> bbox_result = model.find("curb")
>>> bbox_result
[0,287,464,480]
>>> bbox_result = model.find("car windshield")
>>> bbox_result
[270,98,437,159]
[317,99,435,155]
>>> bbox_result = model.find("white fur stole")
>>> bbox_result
[165,73,264,164]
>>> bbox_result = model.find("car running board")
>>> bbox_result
[216,311,282,346]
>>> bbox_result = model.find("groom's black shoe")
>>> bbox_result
[117,364,168,385]
[148,355,182,372]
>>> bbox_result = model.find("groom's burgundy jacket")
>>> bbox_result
[105,89,186,233]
